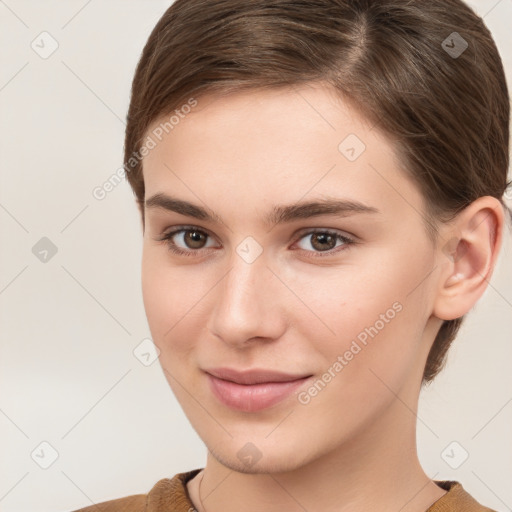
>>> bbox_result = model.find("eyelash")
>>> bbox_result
[156,225,356,259]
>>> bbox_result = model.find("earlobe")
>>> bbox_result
[433,197,504,321]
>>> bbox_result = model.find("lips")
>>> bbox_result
[204,367,313,412]
[205,367,311,385]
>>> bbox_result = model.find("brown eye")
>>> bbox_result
[183,230,208,249]
[294,229,355,258]
[309,232,337,252]
[158,226,218,256]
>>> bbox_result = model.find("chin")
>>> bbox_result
[209,444,309,475]
[202,429,324,476]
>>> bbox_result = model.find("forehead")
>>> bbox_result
[144,83,374,160]
[141,83,422,223]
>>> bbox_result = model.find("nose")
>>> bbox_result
[206,248,288,348]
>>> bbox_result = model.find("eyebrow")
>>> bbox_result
[145,192,380,227]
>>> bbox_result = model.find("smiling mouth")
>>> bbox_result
[205,371,313,412]
[204,366,312,385]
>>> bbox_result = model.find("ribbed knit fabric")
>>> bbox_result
[69,468,496,511]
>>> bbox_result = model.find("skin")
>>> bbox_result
[140,82,503,512]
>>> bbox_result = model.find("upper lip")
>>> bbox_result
[205,367,312,385]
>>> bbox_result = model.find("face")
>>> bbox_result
[141,83,442,474]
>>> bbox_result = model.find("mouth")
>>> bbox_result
[204,367,313,412]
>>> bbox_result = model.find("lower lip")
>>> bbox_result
[206,373,312,412]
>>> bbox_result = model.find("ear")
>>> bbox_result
[433,196,505,321]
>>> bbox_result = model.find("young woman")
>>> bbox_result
[73,0,510,510]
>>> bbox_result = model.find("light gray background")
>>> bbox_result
[0,1,511,511]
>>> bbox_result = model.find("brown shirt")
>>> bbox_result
[69,468,497,512]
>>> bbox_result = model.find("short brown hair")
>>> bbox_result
[123,0,511,385]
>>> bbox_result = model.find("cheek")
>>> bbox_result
[141,247,217,359]
[306,247,433,386]
[141,249,188,348]
[298,250,425,337]
[296,295,424,434]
